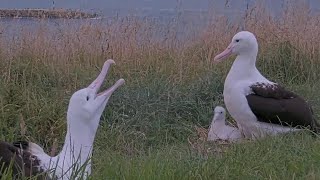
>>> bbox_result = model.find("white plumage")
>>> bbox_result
[213,31,316,139]
[27,59,125,179]
[207,106,243,142]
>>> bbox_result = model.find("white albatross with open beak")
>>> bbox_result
[13,59,125,179]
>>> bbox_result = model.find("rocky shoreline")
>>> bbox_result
[0,8,99,19]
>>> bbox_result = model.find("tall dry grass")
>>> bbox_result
[0,2,319,86]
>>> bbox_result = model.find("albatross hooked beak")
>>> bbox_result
[88,59,125,99]
[213,43,234,63]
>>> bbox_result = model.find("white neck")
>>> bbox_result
[49,114,100,178]
[58,122,97,163]
[229,54,258,79]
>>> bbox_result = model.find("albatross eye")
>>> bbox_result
[86,96,89,101]
[235,39,240,42]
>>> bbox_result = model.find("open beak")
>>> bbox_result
[88,59,125,98]
[213,43,233,63]
[99,78,125,97]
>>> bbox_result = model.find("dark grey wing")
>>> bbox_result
[249,82,297,99]
[0,141,22,177]
[246,83,318,130]
[13,140,29,150]
[0,141,49,179]
[12,141,49,179]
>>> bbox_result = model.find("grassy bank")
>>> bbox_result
[0,8,98,19]
[0,1,320,179]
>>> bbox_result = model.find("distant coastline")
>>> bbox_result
[0,8,99,19]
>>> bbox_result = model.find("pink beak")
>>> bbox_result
[88,59,115,94]
[213,43,233,63]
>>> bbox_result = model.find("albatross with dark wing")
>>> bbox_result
[0,59,125,179]
[213,31,319,138]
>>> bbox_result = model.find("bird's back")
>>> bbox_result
[0,141,50,180]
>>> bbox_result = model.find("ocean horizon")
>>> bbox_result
[0,0,319,17]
